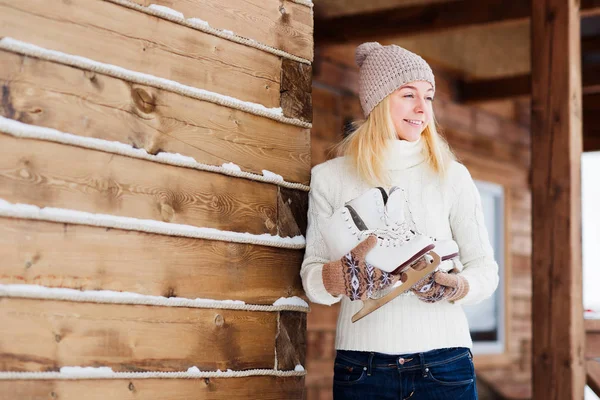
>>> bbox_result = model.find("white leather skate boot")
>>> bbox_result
[323,187,435,274]
[385,186,459,272]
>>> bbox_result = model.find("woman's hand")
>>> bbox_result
[411,270,469,303]
[322,236,402,300]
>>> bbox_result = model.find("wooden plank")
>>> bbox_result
[277,187,308,237]
[0,298,277,371]
[460,66,600,102]
[128,0,313,61]
[0,135,280,235]
[530,0,585,398]
[276,312,306,370]
[315,0,600,43]
[280,59,313,123]
[0,50,311,185]
[0,218,304,304]
[0,0,281,107]
[0,377,304,400]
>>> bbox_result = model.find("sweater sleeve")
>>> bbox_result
[448,163,499,306]
[300,166,342,306]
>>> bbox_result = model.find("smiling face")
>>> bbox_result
[388,81,434,141]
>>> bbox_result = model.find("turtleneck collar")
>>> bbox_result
[381,136,427,170]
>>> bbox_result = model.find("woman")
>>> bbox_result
[301,42,499,399]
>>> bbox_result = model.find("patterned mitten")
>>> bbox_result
[322,236,401,300]
[411,271,469,303]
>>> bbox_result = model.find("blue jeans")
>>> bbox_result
[333,347,477,400]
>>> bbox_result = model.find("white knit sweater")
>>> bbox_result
[301,138,499,354]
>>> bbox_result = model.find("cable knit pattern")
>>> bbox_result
[301,138,499,354]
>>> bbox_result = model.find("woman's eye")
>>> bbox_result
[403,94,414,98]
[427,97,434,101]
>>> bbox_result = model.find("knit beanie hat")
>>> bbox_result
[356,42,435,117]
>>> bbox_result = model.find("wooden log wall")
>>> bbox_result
[306,53,534,400]
[0,0,313,398]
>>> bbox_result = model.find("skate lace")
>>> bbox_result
[356,211,416,247]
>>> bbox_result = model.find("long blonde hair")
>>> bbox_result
[336,96,455,186]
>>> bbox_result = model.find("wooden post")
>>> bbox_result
[531,0,585,398]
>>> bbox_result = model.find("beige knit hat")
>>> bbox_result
[356,42,435,117]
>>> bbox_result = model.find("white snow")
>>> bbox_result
[0,283,310,313]
[262,170,284,182]
[294,365,305,372]
[0,198,306,249]
[60,367,114,378]
[222,29,235,36]
[222,162,242,172]
[0,366,306,380]
[148,4,184,19]
[273,296,309,308]
[186,17,210,28]
[155,151,198,164]
[0,38,294,124]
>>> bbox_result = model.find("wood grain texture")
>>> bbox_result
[0,0,281,107]
[277,187,308,237]
[0,217,304,303]
[276,312,306,370]
[129,0,314,61]
[0,135,279,235]
[0,51,311,185]
[530,0,585,398]
[0,298,277,372]
[280,59,313,123]
[0,377,305,400]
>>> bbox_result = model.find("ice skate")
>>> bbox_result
[385,186,459,271]
[323,187,435,274]
[322,187,441,322]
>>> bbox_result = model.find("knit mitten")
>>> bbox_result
[322,236,401,300]
[411,271,469,303]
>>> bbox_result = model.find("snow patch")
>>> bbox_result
[148,4,184,19]
[294,365,305,372]
[186,17,210,28]
[0,198,306,249]
[60,367,114,378]
[273,296,309,308]
[187,366,201,374]
[221,29,235,36]
[222,162,242,172]
[262,170,284,182]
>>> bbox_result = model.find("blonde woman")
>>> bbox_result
[301,42,499,399]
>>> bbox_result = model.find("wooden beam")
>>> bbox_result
[0,218,304,304]
[531,0,585,400]
[0,0,281,107]
[460,64,600,102]
[0,298,278,371]
[0,50,311,185]
[315,0,600,44]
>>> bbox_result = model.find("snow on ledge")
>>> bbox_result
[0,365,306,380]
[0,198,305,250]
[0,284,310,313]
[0,38,311,129]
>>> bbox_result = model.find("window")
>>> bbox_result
[463,180,506,354]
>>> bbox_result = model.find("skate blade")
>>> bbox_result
[351,251,441,323]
